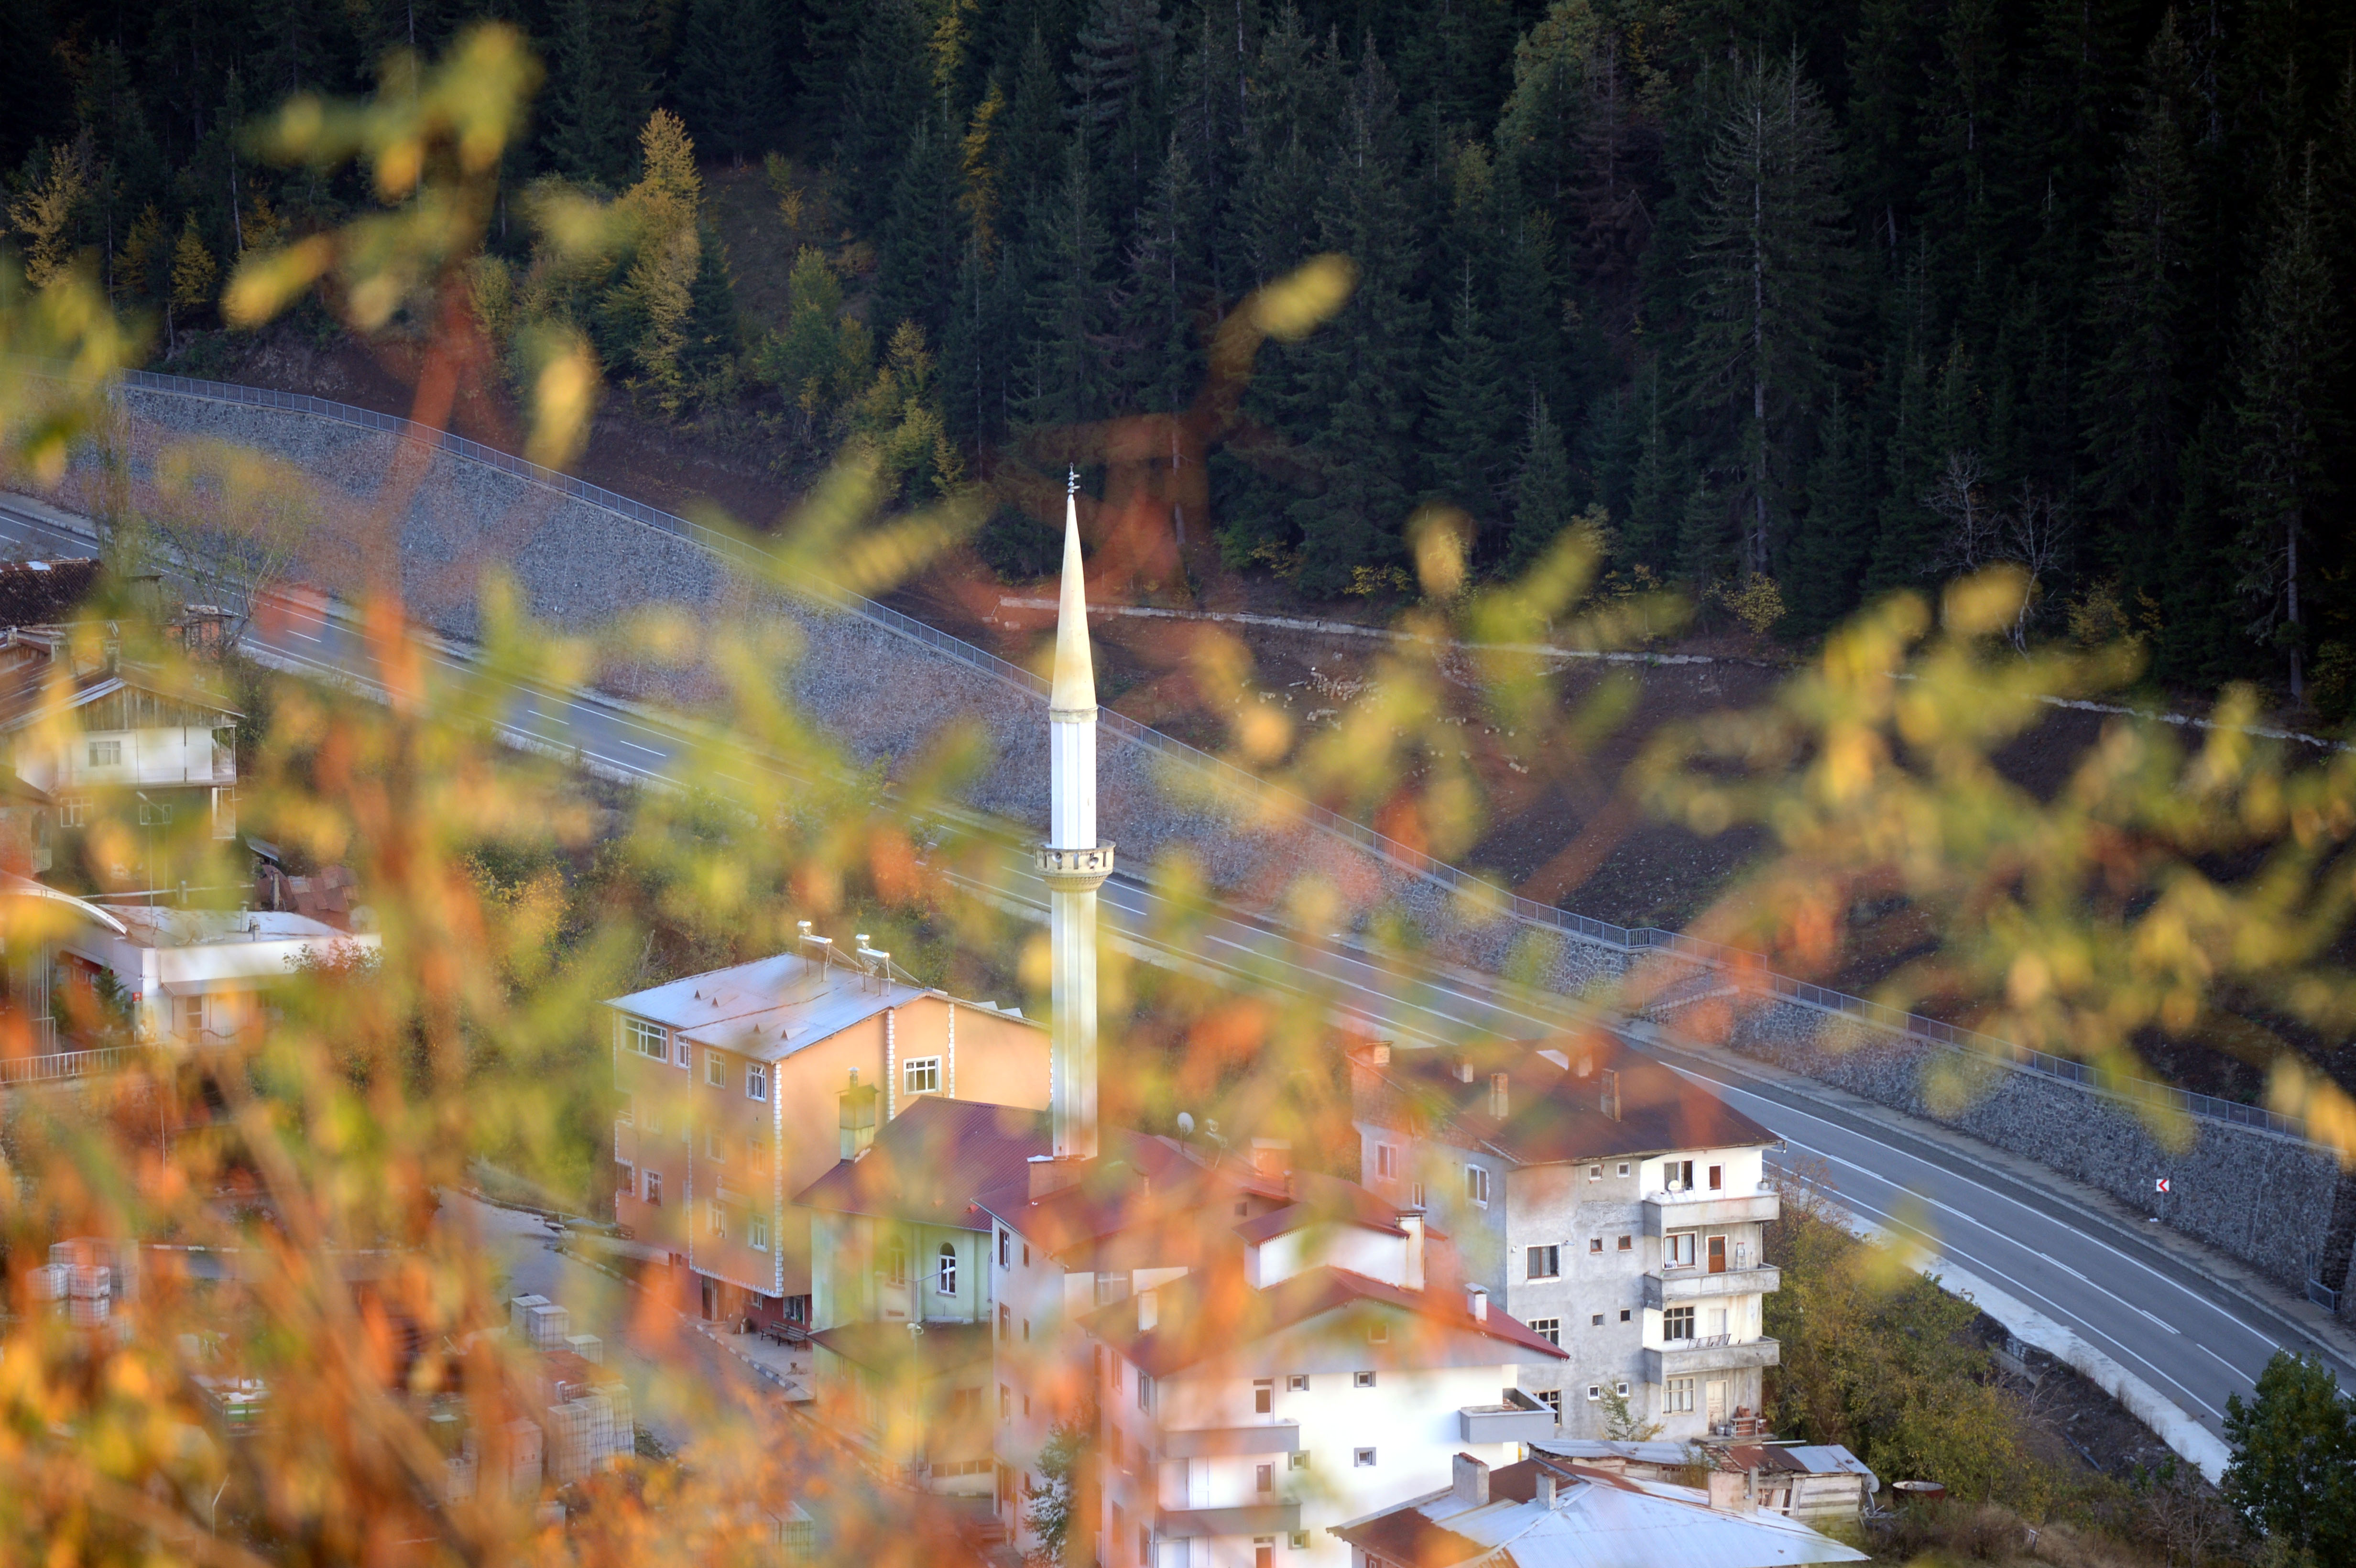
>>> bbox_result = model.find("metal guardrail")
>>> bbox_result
[0,1045,136,1084]
[84,365,2323,1150]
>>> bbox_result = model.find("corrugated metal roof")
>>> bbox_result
[606,950,1040,1063]
[1338,1465,1868,1568]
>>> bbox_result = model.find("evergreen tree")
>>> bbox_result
[1684,49,1853,581]
[675,0,782,165]
[1067,0,1177,226]
[2222,1350,2356,1560]
[1287,39,1426,597]
[2081,12,2200,536]
[1507,392,1574,571]
[875,114,963,345]
[1786,390,1875,633]
[1018,140,1113,436]
[2231,152,2339,702]
[542,0,649,189]
[1623,360,1680,574]
[1423,263,1512,542]
[837,0,931,233]
[1109,133,1205,416]
[1493,0,1599,216]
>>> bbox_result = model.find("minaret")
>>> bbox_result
[1040,471,1112,1162]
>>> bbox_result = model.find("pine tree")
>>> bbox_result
[1684,49,1853,580]
[675,0,782,165]
[542,0,649,190]
[1229,6,1330,290]
[837,0,932,233]
[875,115,963,345]
[1287,39,1427,598]
[1494,0,1600,216]
[2081,12,2199,534]
[1508,393,1575,572]
[1785,389,1876,633]
[1423,263,1512,543]
[1109,134,1205,416]
[1018,141,1113,436]
[1623,360,1680,574]
[1067,0,1177,225]
[2231,152,2339,702]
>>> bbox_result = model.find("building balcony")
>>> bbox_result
[1459,1389,1556,1443]
[1643,1266,1781,1307]
[1160,1422,1300,1459]
[1641,1189,1779,1236]
[1642,1336,1782,1381]
[1158,1503,1300,1539]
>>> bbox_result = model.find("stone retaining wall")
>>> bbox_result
[1708,994,2356,1323]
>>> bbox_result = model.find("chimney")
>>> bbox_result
[1137,1289,1158,1333]
[1536,1473,1558,1509]
[1371,1042,1391,1065]
[1707,1470,1754,1513]
[1455,1059,1475,1084]
[1467,1285,1488,1322]
[1489,1072,1509,1120]
[1251,1138,1292,1184]
[838,1069,878,1160]
[1599,1067,1621,1121]
[1398,1209,1426,1291]
[1451,1453,1489,1507]
[1029,1154,1083,1200]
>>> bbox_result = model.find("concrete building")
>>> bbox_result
[606,938,1050,1325]
[1331,1449,1867,1568]
[53,903,375,1046]
[1350,1036,1783,1439]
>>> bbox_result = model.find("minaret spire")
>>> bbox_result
[1039,468,1110,1163]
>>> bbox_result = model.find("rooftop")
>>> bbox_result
[1354,1035,1777,1166]
[607,949,1034,1064]
[106,906,355,950]
[0,559,100,629]
[795,1097,1050,1232]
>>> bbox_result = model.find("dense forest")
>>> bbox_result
[4,0,2356,704]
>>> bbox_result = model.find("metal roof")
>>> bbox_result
[606,951,1038,1064]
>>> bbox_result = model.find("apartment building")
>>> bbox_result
[606,936,1049,1325]
[1351,1036,1783,1440]
[981,1142,1565,1568]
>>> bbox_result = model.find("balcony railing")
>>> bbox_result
[0,1045,137,1085]
[1643,1336,1782,1381]
[1645,1266,1781,1307]
[1641,1190,1779,1234]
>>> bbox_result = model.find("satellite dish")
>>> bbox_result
[1176,1112,1195,1136]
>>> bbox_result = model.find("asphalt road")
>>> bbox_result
[8,491,2346,1473]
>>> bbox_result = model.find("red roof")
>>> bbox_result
[1083,1263,1568,1377]
[794,1098,1048,1230]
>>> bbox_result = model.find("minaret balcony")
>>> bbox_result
[1036,843,1115,889]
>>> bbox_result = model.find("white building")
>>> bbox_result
[54,904,375,1045]
[1351,1037,1784,1439]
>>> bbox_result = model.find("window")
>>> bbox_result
[937,1243,959,1296]
[1023,1319,1030,1341]
[1409,1181,1426,1207]
[1235,1201,1250,1217]
[1665,1159,1694,1191]
[1254,1380,1273,1415]
[1620,1308,1632,1323]
[137,800,172,826]
[1617,1162,1631,1177]
[1615,1381,1632,1398]
[1287,1374,1309,1392]
[61,796,90,828]
[1368,1321,1388,1344]
[1353,1371,1376,1389]
[903,1056,941,1095]
[1586,1385,1602,1402]
[704,1129,725,1161]
[1588,1164,1602,1181]
[1665,1232,1697,1269]
[1666,1377,1696,1413]
[1464,1165,1490,1206]
[1137,1373,1152,1413]
[615,1160,634,1199]
[1526,1245,1560,1279]
[750,1215,770,1252]
[676,1034,692,1069]
[706,1200,726,1238]
[625,1018,667,1059]
[1590,1313,1604,1327]
[745,1064,767,1101]
[1000,1386,1010,1419]
[643,1170,662,1206]
[1536,1390,1562,1417]
[1023,1244,1030,1265]
[1353,1448,1376,1468]
[1617,1235,1633,1252]
[1375,1144,1396,1178]
[175,993,207,1039]
[1288,1452,1310,1470]
[1143,1528,1154,1565]
[87,740,121,767]
[1528,1318,1560,1347]
[999,1305,1011,1340]
[1708,1164,1723,1191]
[1589,1236,1603,1254]
[1664,1305,1696,1340]
[1256,1463,1275,1493]
[706,1052,728,1088]
[885,1239,908,1286]
[1290,1533,1309,1550]
[999,1230,1010,1267]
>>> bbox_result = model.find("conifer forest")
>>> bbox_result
[6,0,2356,705]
